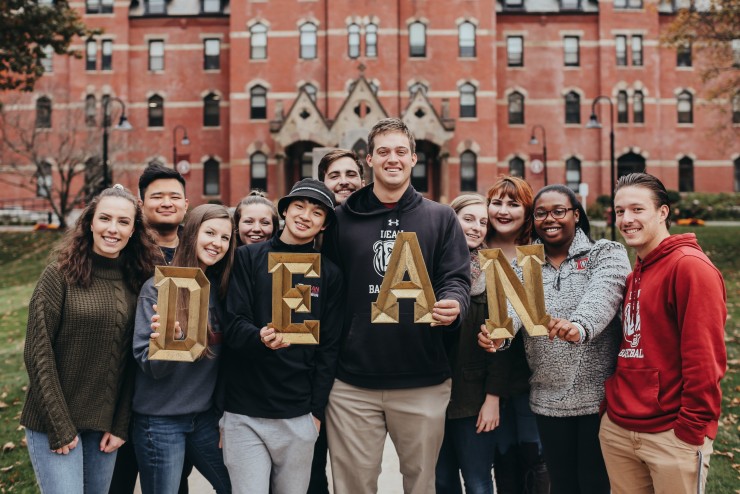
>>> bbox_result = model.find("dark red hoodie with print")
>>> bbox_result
[603,233,727,446]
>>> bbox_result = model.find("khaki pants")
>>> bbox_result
[599,413,713,494]
[325,379,451,494]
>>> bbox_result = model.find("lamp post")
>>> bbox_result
[172,125,190,168]
[529,124,548,186]
[586,95,616,241]
[101,97,132,191]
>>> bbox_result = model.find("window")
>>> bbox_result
[348,24,360,59]
[565,92,580,124]
[460,83,476,118]
[250,23,267,60]
[566,157,581,192]
[204,39,220,70]
[677,91,693,123]
[735,157,740,192]
[101,40,112,70]
[36,162,53,198]
[507,36,523,67]
[149,40,164,71]
[203,93,220,127]
[365,23,378,57]
[733,39,740,68]
[460,151,477,191]
[564,36,579,66]
[459,22,476,58]
[86,0,113,13]
[148,95,164,127]
[203,158,220,195]
[412,150,428,192]
[35,97,51,129]
[202,0,220,13]
[616,35,627,66]
[631,36,643,66]
[41,45,53,73]
[508,92,524,125]
[677,43,692,67]
[146,0,166,14]
[617,91,629,123]
[678,156,694,192]
[561,0,580,9]
[509,157,525,178]
[409,82,428,96]
[38,0,53,5]
[86,39,97,71]
[85,95,96,127]
[250,85,267,119]
[733,92,740,124]
[504,0,524,8]
[251,152,267,190]
[409,22,426,57]
[302,83,317,102]
[301,152,313,179]
[614,0,642,8]
[633,90,645,123]
[300,23,317,60]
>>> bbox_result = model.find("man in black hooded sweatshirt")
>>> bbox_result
[322,118,470,494]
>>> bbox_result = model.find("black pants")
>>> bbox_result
[535,413,610,494]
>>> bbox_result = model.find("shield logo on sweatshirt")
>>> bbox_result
[373,239,395,277]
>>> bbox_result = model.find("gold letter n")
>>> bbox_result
[480,245,550,339]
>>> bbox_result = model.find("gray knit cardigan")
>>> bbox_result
[510,229,631,417]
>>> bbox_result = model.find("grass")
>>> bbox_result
[0,227,737,492]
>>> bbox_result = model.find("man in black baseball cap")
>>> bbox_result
[221,178,343,494]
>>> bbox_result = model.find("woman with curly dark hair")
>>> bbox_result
[21,185,160,493]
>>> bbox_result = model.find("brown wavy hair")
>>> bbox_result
[54,185,160,293]
[172,204,235,300]
[485,175,534,246]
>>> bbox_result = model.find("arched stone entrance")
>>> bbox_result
[617,151,646,178]
[284,141,321,192]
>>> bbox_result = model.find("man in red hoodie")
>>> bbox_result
[600,172,727,493]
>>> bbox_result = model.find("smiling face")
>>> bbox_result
[456,204,488,249]
[91,196,137,258]
[488,193,526,241]
[196,218,233,270]
[614,185,670,259]
[324,157,364,204]
[140,178,188,230]
[367,131,417,199]
[533,191,579,250]
[237,203,275,245]
[279,199,328,245]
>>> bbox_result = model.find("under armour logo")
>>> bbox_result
[388,219,400,226]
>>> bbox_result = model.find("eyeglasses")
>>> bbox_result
[533,207,576,221]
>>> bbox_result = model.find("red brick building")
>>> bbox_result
[2,0,738,212]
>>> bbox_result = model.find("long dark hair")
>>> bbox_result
[54,185,159,293]
[532,184,593,243]
[172,204,235,299]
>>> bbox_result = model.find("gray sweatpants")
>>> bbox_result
[221,411,319,494]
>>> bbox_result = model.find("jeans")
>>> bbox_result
[132,407,231,494]
[435,416,498,494]
[496,393,542,455]
[26,428,118,494]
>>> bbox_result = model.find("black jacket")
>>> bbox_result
[323,184,470,390]
[222,236,343,422]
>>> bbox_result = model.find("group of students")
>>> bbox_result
[21,118,726,494]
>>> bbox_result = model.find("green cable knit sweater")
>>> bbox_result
[21,253,138,450]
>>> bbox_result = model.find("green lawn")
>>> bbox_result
[0,228,737,493]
